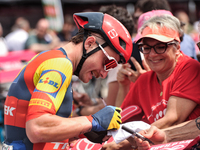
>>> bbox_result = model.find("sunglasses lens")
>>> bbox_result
[105,58,118,71]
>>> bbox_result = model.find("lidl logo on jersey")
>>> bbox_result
[37,70,63,93]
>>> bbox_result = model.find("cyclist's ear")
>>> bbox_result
[84,36,96,51]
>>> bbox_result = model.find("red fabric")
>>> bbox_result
[68,135,198,150]
[184,135,200,149]
[121,105,143,123]
[4,96,29,128]
[121,53,200,124]
[149,139,194,150]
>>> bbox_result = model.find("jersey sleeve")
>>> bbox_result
[26,57,73,121]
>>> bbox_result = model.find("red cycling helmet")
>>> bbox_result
[73,12,133,64]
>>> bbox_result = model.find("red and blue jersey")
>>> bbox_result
[4,48,73,150]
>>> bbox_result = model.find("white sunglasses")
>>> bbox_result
[97,42,118,71]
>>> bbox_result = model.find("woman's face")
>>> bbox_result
[143,38,180,75]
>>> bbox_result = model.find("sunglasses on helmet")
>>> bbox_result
[96,42,118,71]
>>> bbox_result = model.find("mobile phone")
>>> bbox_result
[122,125,154,145]
[128,42,143,71]
[197,42,200,50]
[197,42,200,62]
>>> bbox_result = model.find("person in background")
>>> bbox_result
[5,17,30,51]
[57,14,77,46]
[11,17,28,32]
[135,116,200,150]
[175,10,198,60]
[0,22,8,56]
[24,18,60,53]
[3,12,133,150]
[175,10,194,35]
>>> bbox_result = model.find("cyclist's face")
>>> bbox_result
[79,43,119,83]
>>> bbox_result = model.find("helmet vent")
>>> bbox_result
[81,16,88,22]
[119,37,126,50]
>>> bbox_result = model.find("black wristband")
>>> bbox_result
[75,106,84,116]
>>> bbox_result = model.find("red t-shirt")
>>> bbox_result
[121,53,200,124]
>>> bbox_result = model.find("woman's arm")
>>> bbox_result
[151,96,197,129]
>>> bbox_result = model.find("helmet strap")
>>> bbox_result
[74,30,108,76]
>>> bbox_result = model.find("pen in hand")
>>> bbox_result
[122,125,154,145]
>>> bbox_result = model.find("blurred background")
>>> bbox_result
[0,0,200,36]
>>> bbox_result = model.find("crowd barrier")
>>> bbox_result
[67,105,199,150]
[0,50,36,84]
[69,136,199,150]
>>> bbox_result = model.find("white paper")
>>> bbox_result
[108,121,150,144]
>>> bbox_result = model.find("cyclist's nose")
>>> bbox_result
[100,69,108,79]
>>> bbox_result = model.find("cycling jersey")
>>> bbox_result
[4,48,73,150]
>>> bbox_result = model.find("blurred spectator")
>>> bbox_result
[0,23,8,56]
[175,10,194,34]
[132,0,171,39]
[175,10,198,60]
[11,17,29,32]
[5,17,30,51]
[192,21,200,43]
[180,31,198,60]
[24,18,60,53]
[57,14,77,46]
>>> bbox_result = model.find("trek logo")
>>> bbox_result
[108,29,118,39]
[4,105,16,116]
[37,71,62,93]
[51,142,68,149]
